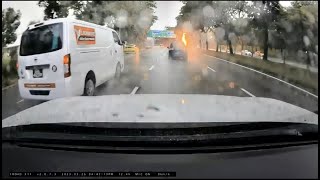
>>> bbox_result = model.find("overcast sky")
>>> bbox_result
[2,1,292,37]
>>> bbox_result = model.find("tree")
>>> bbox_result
[38,1,158,45]
[176,1,249,55]
[2,8,21,50]
[74,1,158,45]
[248,1,282,60]
[287,1,318,69]
[38,0,83,20]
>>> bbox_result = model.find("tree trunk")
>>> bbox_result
[216,43,219,52]
[228,39,233,55]
[263,27,268,61]
[251,46,254,57]
[306,50,310,70]
[206,40,208,50]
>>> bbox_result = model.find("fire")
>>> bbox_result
[182,33,187,46]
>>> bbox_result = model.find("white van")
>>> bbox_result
[17,18,124,100]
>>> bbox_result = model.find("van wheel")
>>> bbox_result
[83,77,95,96]
[115,63,121,80]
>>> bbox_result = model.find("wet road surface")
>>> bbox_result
[2,46,318,120]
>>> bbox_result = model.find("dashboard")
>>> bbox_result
[2,143,318,179]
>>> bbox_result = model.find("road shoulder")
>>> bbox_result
[203,50,318,96]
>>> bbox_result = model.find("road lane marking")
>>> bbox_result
[240,88,256,97]
[17,99,24,104]
[204,54,318,99]
[149,65,155,71]
[130,86,139,94]
[207,66,216,72]
[2,81,18,91]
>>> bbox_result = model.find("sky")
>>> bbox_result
[150,1,184,30]
[2,1,292,43]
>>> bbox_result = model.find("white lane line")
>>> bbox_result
[204,54,318,99]
[2,82,18,91]
[207,66,216,72]
[240,88,256,97]
[130,86,139,94]
[17,99,24,104]
[149,65,155,71]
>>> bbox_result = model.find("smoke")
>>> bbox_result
[182,21,193,32]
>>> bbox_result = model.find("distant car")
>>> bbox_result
[168,42,188,61]
[241,50,252,56]
[124,44,137,53]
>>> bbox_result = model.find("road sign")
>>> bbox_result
[147,30,176,38]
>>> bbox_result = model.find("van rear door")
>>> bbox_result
[18,22,66,85]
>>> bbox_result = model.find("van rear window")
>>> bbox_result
[20,23,63,56]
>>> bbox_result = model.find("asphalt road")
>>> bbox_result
[2,46,318,120]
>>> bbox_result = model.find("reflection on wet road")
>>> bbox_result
[2,46,318,119]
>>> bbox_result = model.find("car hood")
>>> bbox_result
[2,94,318,128]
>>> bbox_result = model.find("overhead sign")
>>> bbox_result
[147,30,176,38]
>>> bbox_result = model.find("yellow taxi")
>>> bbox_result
[124,44,137,53]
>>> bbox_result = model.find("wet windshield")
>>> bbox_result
[2,1,318,133]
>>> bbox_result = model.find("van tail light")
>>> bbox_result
[63,54,71,78]
[16,62,19,69]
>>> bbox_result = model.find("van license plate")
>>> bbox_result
[33,69,43,78]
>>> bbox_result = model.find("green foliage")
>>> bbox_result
[38,1,73,19]
[38,1,158,45]
[2,8,21,48]
[176,1,317,66]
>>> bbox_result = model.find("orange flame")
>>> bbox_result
[182,33,187,46]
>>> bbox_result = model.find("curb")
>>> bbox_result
[2,81,18,91]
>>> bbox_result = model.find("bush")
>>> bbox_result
[9,58,17,75]
[2,55,18,87]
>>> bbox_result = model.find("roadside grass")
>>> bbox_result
[204,50,318,95]
[2,56,18,88]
